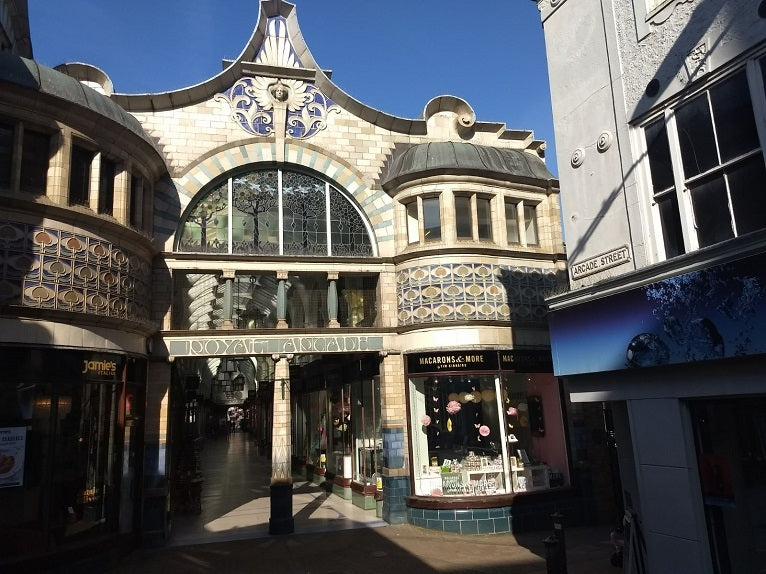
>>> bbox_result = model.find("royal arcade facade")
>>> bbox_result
[0,1,616,567]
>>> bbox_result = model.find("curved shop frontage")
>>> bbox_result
[0,346,146,565]
[405,349,577,533]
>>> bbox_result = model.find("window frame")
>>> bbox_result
[640,56,766,261]
[454,192,494,243]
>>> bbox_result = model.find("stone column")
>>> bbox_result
[327,271,339,328]
[269,353,294,535]
[276,271,288,329]
[221,269,235,329]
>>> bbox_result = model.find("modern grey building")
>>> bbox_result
[537,0,766,572]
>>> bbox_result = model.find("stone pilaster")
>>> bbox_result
[269,353,294,535]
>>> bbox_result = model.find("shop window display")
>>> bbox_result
[410,375,508,496]
[409,358,569,498]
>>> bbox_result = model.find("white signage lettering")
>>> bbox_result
[570,246,631,280]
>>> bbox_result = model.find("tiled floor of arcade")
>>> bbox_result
[169,430,385,547]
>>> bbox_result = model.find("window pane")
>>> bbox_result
[286,273,326,328]
[657,192,685,258]
[505,200,520,244]
[0,123,12,188]
[710,71,759,163]
[423,197,441,242]
[329,187,373,256]
[455,196,472,239]
[21,129,49,195]
[676,93,718,178]
[689,174,733,247]
[645,118,675,192]
[69,145,93,206]
[282,172,327,256]
[233,274,278,329]
[338,274,378,328]
[406,202,419,244]
[524,204,539,245]
[98,157,115,215]
[179,181,229,253]
[232,170,279,254]
[477,197,492,240]
[728,155,766,236]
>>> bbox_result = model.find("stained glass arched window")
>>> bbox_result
[177,168,374,256]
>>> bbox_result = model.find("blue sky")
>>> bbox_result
[28,1,558,175]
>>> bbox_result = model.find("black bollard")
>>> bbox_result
[544,535,565,574]
[551,512,568,574]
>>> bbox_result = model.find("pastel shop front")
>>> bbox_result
[405,350,576,534]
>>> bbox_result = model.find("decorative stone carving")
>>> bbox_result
[597,131,612,153]
[571,147,585,168]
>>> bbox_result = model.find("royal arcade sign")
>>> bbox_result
[166,334,386,358]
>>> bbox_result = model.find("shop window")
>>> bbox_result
[423,196,441,242]
[98,156,116,215]
[409,374,507,496]
[690,398,766,573]
[0,122,12,189]
[69,145,94,207]
[408,367,568,498]
[351,376,381,485]
[643,63,766,259]
[20,129,49,195]
[179,167,373,256]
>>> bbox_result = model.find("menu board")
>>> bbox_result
[0,427,26,488]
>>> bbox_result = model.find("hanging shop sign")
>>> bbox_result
[407,351,498,374]
[0,427,26,489]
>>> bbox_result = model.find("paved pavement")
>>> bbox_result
[108,522,618,574]
[106,432,619,573]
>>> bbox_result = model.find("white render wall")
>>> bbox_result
[539,0,766,288]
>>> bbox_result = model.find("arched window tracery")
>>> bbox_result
[178,167,374,257]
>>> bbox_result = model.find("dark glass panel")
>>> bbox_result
[477,197,493,240]
[710,71,759,163]
[20,129,49,195]
[98,157,115,215]
[676,93,718,178]
[689,174,734,247]
[69,145,93,206]
[0,122,13,188]
[657,192,685,258]
[645,118,675,192]
[423,197,441,242]
[455,196,472,238]
[727,154,766,236]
